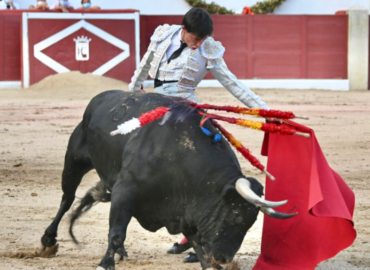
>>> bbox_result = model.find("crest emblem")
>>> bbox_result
[74,36,92,61]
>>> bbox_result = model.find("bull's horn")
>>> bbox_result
[235,178,288,208]
[260,206,297,219]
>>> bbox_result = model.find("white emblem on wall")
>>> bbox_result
[74,36,91,61]
[33,20,130,75]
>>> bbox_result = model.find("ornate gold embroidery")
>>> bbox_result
[151,24,181,42]
[176,50,200,90]
[178,79,197,89]
[148,35,175,79]
[182,68,197,81]
[200,37,225,60]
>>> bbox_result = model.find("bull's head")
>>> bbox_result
[196,177,296,266]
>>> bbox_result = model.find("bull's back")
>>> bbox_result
[80,90,241,193]
[82,90,130,131]
[81,90,185,186]
[82,90,180,142]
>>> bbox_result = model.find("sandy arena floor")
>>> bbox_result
[0,72,369,269]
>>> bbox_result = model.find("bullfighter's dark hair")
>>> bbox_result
[182,7,213,39]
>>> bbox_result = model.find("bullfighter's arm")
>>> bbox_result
[201,38,269,109]
[211,58,269,109]
[128,45,155,92]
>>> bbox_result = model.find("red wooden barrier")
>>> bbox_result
[140,15,348,80]
[0,12,348,86]
[306,16,347,79]
[0,11,22,81]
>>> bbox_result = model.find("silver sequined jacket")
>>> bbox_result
[129,24,268,109]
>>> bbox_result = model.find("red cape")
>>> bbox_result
[253,121,356,270]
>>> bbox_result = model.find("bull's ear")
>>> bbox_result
[222,182,237,200]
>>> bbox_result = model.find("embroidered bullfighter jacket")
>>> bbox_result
[129,24,268,109]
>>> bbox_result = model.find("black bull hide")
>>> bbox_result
[41,90,267,269]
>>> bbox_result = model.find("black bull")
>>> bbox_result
[40,90,294,270]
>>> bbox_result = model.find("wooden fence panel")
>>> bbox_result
[252,15,302,79]
[307,15,347,79]
[140,15,348,80]
[0,13,349,84]
[205,15,249,79]
[0,12,21,81]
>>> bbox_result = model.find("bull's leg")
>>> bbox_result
[97,181,138,270]
[114,246,129,262]
[188,235,222,270]
[41,123,93,247]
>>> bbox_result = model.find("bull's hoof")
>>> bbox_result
[38,244,59,258]
[41,234,57,247]
[96,266,115,270]
[204,265,223,270]
[98,257,115,270]
[114,253,128,263]
[96,266,114,270]
[114,246,128,263]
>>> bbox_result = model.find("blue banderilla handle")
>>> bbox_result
[201,127,221,142]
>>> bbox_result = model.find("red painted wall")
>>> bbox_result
[306,16,347,79]
[140,15,348,80]
[0,12,348,84]
[0,11,21,81]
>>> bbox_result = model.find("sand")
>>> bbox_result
[0,72,369,269]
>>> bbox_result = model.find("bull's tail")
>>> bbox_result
[69,181,111,244]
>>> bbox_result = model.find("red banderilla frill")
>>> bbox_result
[110,107,171,136]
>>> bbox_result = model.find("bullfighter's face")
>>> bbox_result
[181,25,208,50]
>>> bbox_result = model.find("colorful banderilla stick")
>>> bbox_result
[194,104,309,120]
[212,120,275,181]
[199,112,310,138]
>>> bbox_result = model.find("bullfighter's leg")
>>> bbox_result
[41,123,94,247]
[167,236,192,254]
[97,181,138,270]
